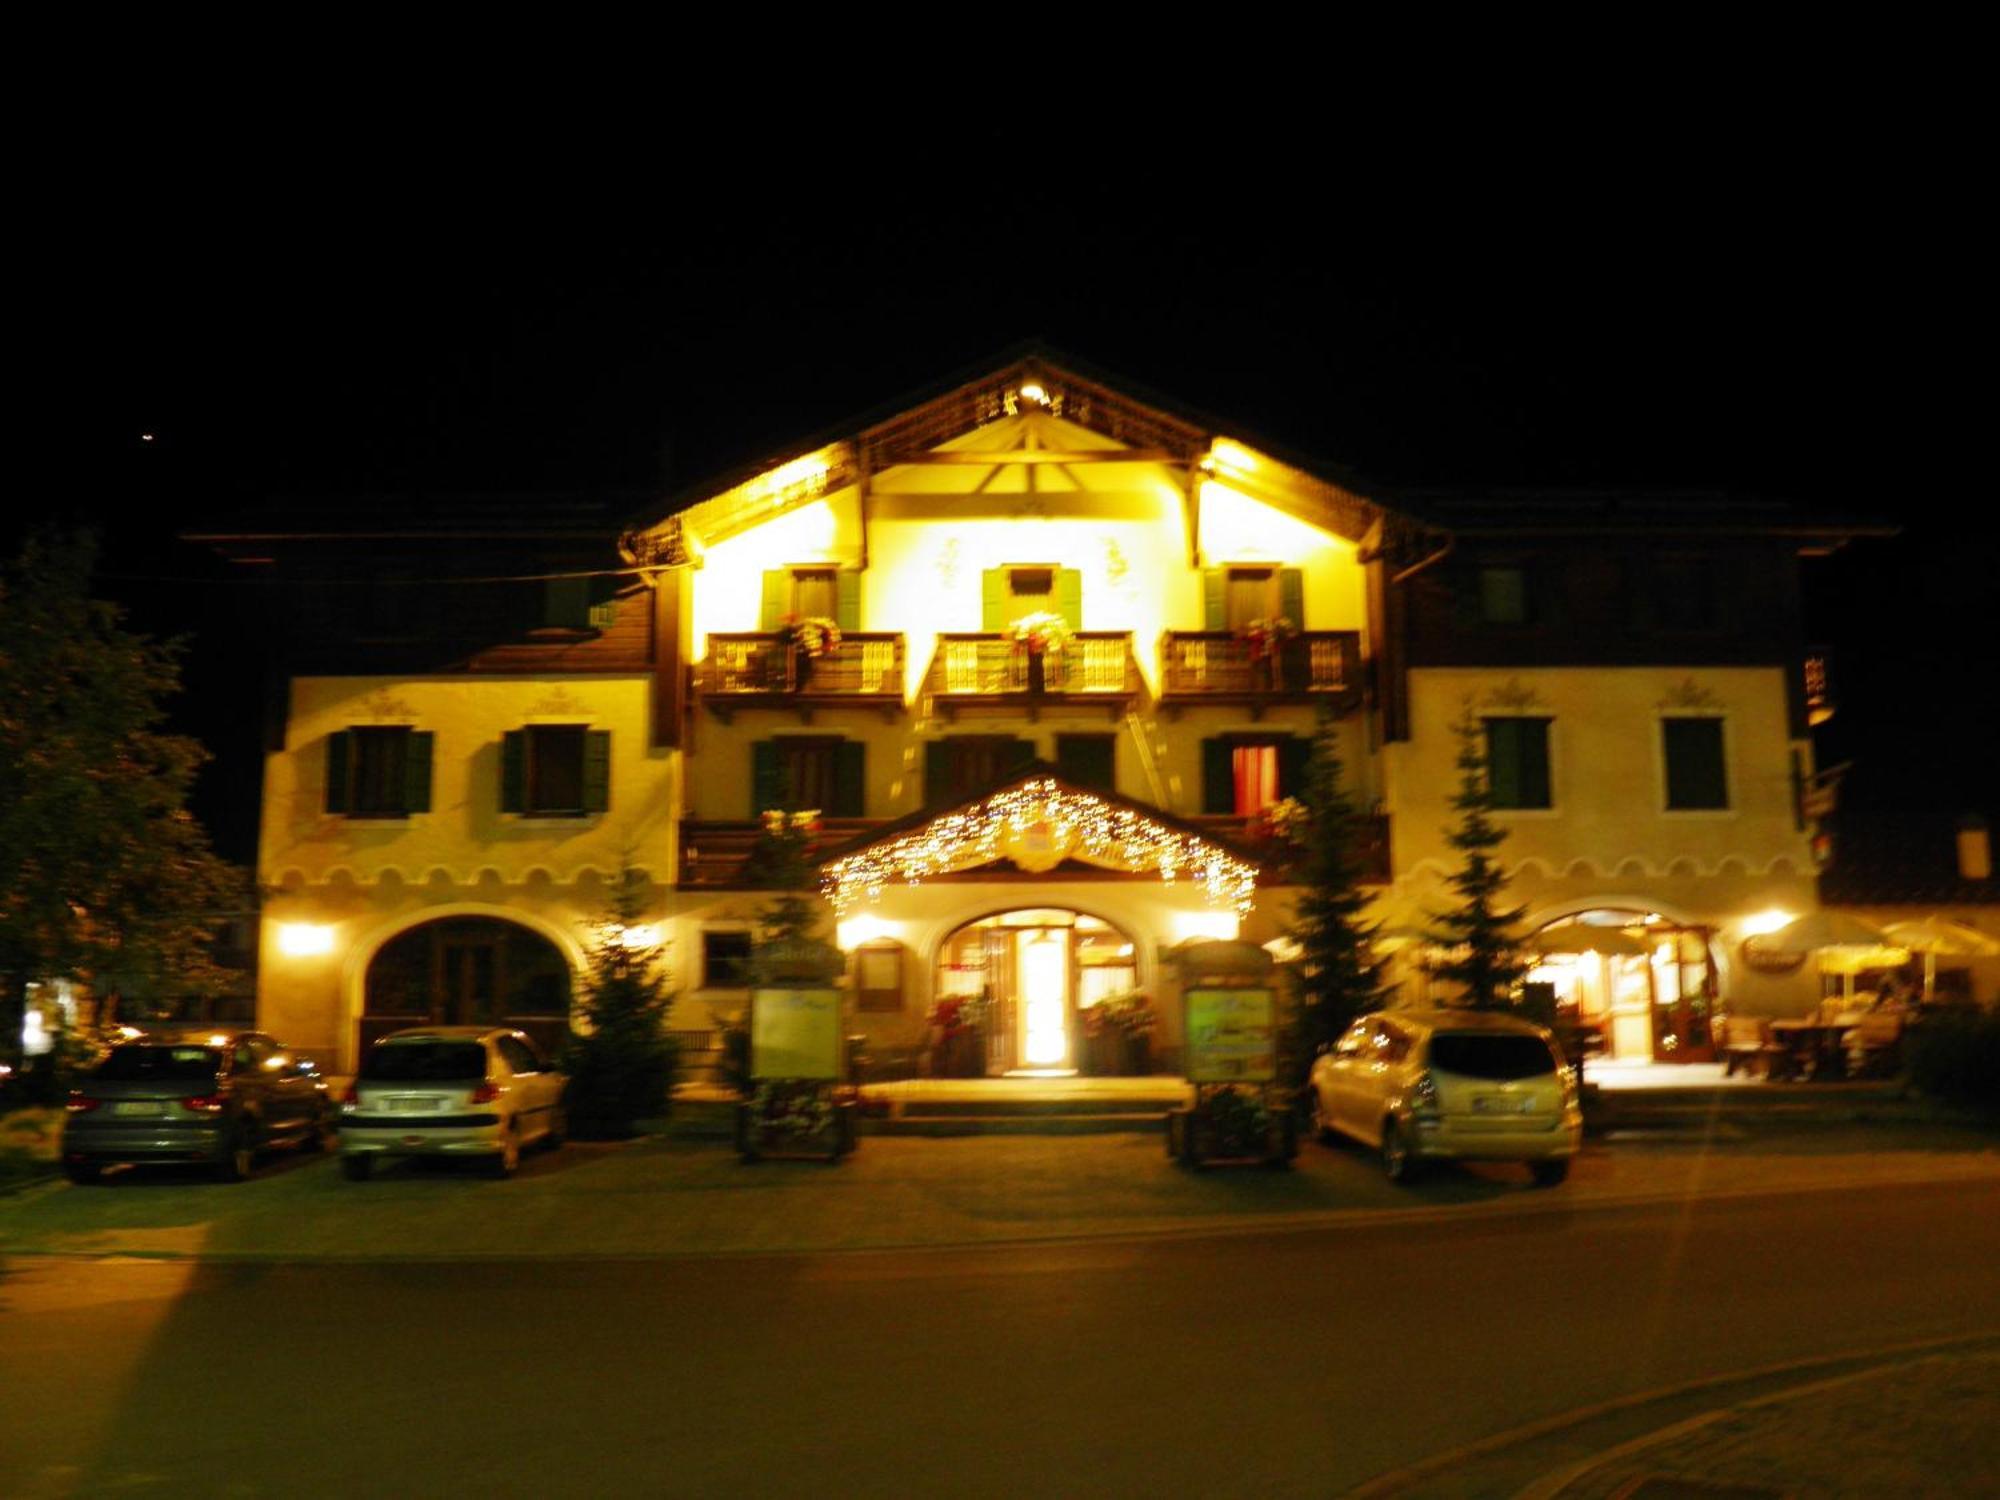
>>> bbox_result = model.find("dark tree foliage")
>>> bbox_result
[1287,710,1390,1075]
[559,869,679,1138]
[1425,705,1529,1009]
[751,811,826,951]
[0,531,245,1080]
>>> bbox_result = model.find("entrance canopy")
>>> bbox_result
[818,766,1258,916]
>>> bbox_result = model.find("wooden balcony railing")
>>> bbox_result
[1187,811,1391,885]
[699,633,906,721]
[1157,630,1363,717]
[921,632,1141,720]
[679,817,887,888]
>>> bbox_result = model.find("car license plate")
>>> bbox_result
[112,1102,163,1117]
[384,1096,437,1112]
[1472,1095,1537,1114]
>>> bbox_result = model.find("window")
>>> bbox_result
[1201,736,1310,815]
[703,931,754,990]
[497,1035,542,1075]
[1662,717,1729,810]
[1055,734,1116,793]
[760,568,858,630]
[982,566,1082,629]
[926,736,1035,805]
[1478,565,1531,625]
[326,727,433,817]
[1427,1031,1559,1080]
[752,738,865,816]
[1484,717,1553,810]
[854,942,904,1013]
[501,726,611,816]
[1202,567,1305,630]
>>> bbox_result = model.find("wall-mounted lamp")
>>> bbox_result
[275,922,335,957]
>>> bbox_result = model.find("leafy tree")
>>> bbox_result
[1286,709,1390,1073]
[559,868,679,1137]
[0,531,245,1082]
[1425,704,1529,1009]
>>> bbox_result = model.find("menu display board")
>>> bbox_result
[750,987,843,1081]
[1184,987,1277,1083]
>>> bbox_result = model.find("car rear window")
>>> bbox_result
[361,1040,488,1082]
[1428,1032,1559,1081]
[94,1045,222,1082]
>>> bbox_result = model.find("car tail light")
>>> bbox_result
[341,1083,360,1107]
[65,1092,101,1114]
[469,1080,501,1105]
[1410,1070,1441,1117]
[182,1095,227,1114]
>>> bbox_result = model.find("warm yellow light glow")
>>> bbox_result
[1016,382,1049,407]
[836,915,898,951]
[1740,909,1796,938]
[1172,910,1241,944]
[1262,936,1303,964]
[208,1034,230,1047]
[1208,439,1259,475]
[754,454,833,506]
[1199,480,1343,566]
[276,922,335,957]
[617,924,661,951]
[1020,930,1069,1066]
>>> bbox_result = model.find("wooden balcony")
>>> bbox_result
[1187,811,1391,885]
[698,633,906,722]
[921,632,1141,721]
[679,817,887,889]
[1157,631,1363,718]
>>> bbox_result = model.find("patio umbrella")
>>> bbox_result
[1879,916,2000,1001]
[1766,912,1908,1006]
[1527,925,1651,957]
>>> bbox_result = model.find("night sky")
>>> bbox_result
[26,117,1993,866]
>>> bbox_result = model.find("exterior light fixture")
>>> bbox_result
[836,915,895,951]
[275,922,335,957]
[1739,909,1796,939]
[617,924,662,951]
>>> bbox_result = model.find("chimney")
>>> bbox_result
[1958,814,1992,882]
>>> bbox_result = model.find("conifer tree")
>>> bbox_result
[1426,704,1529,1008]
[1287,710,1390,1068]
[560,867,679,1137]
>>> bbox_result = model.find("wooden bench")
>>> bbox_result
[1717,1014,1793,1079]
[1844,1013,1906,1079]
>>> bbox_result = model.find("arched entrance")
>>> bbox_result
[362,917,573,1059]
[935,909,1141,1076]
[1525,909,1718,1063]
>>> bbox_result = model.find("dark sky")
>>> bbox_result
[26,112,1992,864]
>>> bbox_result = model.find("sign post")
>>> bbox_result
[737,939,857,1163]
[1166,940,1296,1168]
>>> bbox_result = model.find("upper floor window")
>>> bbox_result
[760,568,858,631]
[982,566,1081,630]
[325,727,433,817]
[926,736,1035,806]
[752,736,865,816]
[501,726,611,816]
[1203,567,1304,630]
[702,930,755,990]
[1477,565,1532,626]
[1201,735,1310,816]
[1662,717,1728,810]
[1483,717,1552,810]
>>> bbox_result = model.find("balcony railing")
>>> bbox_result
[679,817,887,888]
[699,633,906,720]
[1157,630,1363,716]
[1187,811,1391,884]
[921,632,1141,719]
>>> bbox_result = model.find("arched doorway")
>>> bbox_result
[362,917,573,1059]
[1525,909,1718,1063]
[935,909,1140,1076]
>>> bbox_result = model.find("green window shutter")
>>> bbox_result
[1663,719,1727,809]
[1006,737,1038,775]
[1054,568,1083,629]
[543,577,590,629]
[1277,737,1311,798]
[1485,720,1521,808]
[1277,568,1305,627]
[980,570,1008,630]
[403,731,434,814]
[325,731,352,814]
[759,571,790,631]
[1056,736,1115,793]
[500,730,527,813]
[834,570,860,631]
[924,741,951,806]
[1203,569,1227,629]
[1519,721,1551,808]
[832,740,866,817]
[582,731,612,813]
[1201,738,1235,814]
[752,740,782,816]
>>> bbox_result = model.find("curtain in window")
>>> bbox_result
[1232,744,1280,816]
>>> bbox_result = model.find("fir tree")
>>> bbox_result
[1426,704,1529,1008]
[751,810,826,950]
[1287,709,1390,1071]
[560,867,679,1137]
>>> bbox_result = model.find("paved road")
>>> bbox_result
[4,1175,1996,1498]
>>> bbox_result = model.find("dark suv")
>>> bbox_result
[61,1031,335,1183]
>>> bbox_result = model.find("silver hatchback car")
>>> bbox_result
[1308,1009,1582,1185]
[338,1027,567,1180]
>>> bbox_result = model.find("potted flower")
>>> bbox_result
[738,1078,852,1162]
[1081,1002,1121,1076]
[928,994,987,1078]
[1114,990,1158,1075]
[1238,615,1298,688]
[1009,611,1073,693]
[779,614,843,689]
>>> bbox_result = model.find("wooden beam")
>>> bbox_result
[650,569,687,749]
[870,449,1190,466]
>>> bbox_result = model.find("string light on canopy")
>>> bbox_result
[820,779,1258,916]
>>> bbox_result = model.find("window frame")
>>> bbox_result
[701,930,756,992]
[1658,714,1733,815]
[1482,715,1557,814]
[1476,563,1534,627]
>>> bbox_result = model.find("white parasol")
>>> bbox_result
[1878,916,2000,1001]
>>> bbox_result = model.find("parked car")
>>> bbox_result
[61,1031,335,1184]
[1306,1009,1582,1185]
[338,1027,566,1180]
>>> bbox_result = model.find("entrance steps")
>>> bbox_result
[862,1077,1191,1136]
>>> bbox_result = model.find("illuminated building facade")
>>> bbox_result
[203,351,1866,1073]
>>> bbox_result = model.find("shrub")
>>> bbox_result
[1905,1005,2000,1115]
